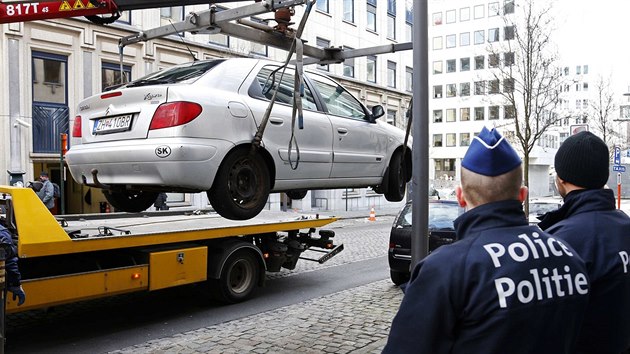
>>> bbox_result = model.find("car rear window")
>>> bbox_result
[125,59,224,87]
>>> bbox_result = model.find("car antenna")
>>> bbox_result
[168,18,198,61]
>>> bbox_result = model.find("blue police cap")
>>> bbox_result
[461,127,521,176]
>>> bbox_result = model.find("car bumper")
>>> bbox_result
[66,137,233,190]
[388,248,411,273]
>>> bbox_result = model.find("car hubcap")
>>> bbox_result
[228,157,260,204]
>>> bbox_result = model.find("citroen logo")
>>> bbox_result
[105,107,111,116]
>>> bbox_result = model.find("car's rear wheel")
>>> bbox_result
[208,148,270,220]
[286,190,308,200]
[102,190,158,213]
[384,152,406,202]
[390,270,410,286]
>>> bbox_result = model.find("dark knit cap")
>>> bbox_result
[555,131,609,189]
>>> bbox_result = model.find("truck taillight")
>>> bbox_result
[149,102,202,130]
[72,115,82,137]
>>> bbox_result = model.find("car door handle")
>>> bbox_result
[270,117,284,125]
[337,128,348,135]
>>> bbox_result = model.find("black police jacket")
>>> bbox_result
[383,200,589,354]
[0,224,21,287]
[539,189,630,354]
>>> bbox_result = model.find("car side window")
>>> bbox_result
[308,73,367,120]
[251,66,318,111]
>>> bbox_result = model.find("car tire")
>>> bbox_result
[208,148,270,220]
[102,190,158,213]
[286,190,308,200]
[384,152,406,202]
[210,250,260,304]
[390,270,410,286]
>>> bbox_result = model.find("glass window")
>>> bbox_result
[250,17,268,56]
[446,84,457,98]
[405,1,413,24]
[433,134,443,147]
[446,133,456,147]
[576,65,581,75]
[433,85,443,98]
[433,61,443,74]
[252,66,317,111]
[160,6,183,24]
[583,65,589,74]
[433,36,443,50]
[317,0,329,12]
[367,55,376,83]
[488,28,499,42]
[446,34,456,48]
[405,22,413,41]
[474,81,485,95]
[446,9,456,23]
[460,57,470,71]
[475,55,484,69]
[344,0,354,22]
[33,55,67,104]
[446,108,456,121]
[387,109,397,126]
[474,30,485,45]
[504,78,515,92]
[446,59,456,73]
[387,60,397,88]
[504,105,516,119]
[433,12,443,25]
[116,10,131,24]
[316,37,330,71]
[583,99,589,108]
[387,0,396,14]
[209,6,229,47]
[460,107,470,121]
[101,62,131,92]
[474,4,484,19]
[343,47,355,78]
[489,2,500,16]
[460,82,470,96]
[460,32,470,46]
[460,7,470,21]
[367,3,377,31]
[504,26,515,40]
[583,82,589,91]
[388,15,396,39]
[406,66,413,92]
[504,52,515,66]
[504,0,515,14]
[475,107,485,120]
[489,79,500,94]
[489,105,500,119]
[310,73,366,119]
[460,133,470,146]
[433,110,443,123]
[489,54,500,68]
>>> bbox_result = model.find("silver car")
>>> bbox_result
[66,58,412,220]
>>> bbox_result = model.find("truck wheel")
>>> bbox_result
[390,270,410,286]
[103,190,158,213]
[214,250,260,303]
[208,149,270,220]
[384,152,406,202]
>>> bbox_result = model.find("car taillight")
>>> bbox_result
[149,102,202,130]
[72,115,82,137]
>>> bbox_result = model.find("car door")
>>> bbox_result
[307,72,388,178]
[246,65,334,184]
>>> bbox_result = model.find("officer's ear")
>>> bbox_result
[518,186,528,203]
[456,186,467,208]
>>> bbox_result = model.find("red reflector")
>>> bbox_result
[149,102,203,130]
[131,273,141,280]
[72,116,82,138]
[101,91,122,99]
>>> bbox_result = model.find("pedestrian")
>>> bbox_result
[538,131,630,354]
[383,127,589,354]
[0,224,25,306]
[154,192,169,211]
[36,171,55,213]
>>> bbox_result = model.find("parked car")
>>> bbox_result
[388,200,464,285]
[528,198,562,223]
[66,58,412,220]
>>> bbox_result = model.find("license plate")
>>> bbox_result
[93,114,133,135]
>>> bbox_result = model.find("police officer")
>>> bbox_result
[0,224,25,306]
[383,127,589,354]
[539,131,630,354]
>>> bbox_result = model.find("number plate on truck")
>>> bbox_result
[93,114,133,134]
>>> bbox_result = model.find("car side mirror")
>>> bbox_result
[371,105,384,121]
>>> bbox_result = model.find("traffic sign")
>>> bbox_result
[613,165,626,172]
[614,146,621,165]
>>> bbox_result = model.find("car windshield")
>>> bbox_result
[397,202,462,230]
[125,60,224,87]
[529,202,561,216]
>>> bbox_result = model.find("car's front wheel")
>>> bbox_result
[390,270,410,286]
[102,190,158,213]
[209,148,270,220]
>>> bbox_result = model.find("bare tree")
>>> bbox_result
[589,74,622,154]
[488,0,566,213]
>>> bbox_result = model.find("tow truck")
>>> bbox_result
[0,185,343,313]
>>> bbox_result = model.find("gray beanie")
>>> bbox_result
[555,131,609,189]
